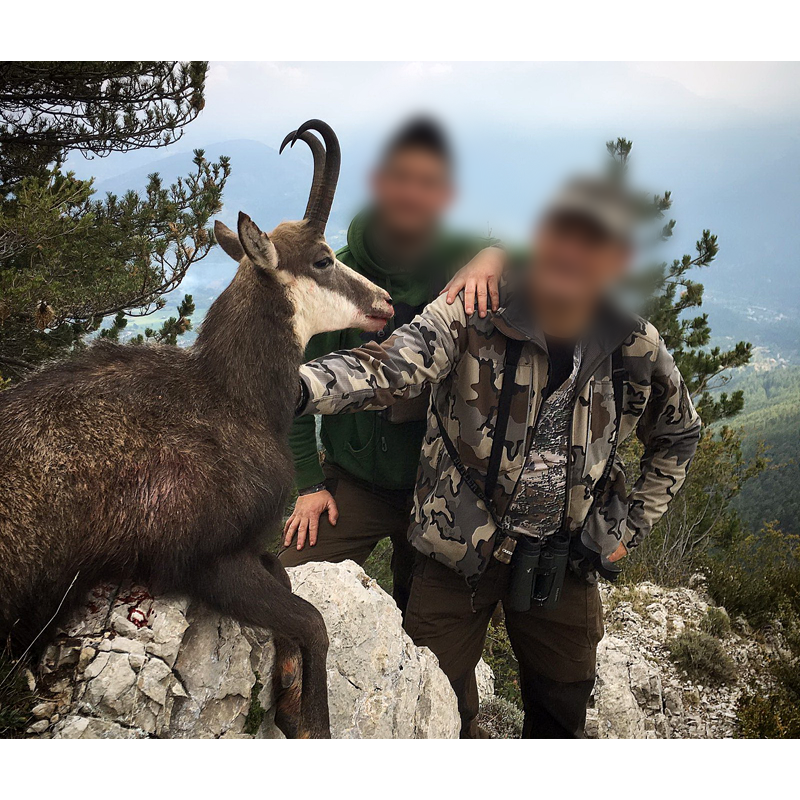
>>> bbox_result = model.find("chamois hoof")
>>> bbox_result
[273,639,303,739]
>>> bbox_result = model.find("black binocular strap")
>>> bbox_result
[430,337,525,521]
[484,338,525,502]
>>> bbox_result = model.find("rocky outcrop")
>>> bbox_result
[472,578,777,739]
[585,580,772,739]
[30,561,459,739]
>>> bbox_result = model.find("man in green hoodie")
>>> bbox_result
[280,118,504,613]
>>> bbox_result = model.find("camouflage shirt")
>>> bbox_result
[298,278,702,586]
[506,343,581,539]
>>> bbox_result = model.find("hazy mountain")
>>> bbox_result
[92,127,800,361]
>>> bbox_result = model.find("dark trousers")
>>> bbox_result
[404,553,604,738]
[279,465,416,614]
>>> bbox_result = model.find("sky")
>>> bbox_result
[80,62,800,182]
[69,62,800,356]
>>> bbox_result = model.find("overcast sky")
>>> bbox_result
[195,61,800,143]
[78,62,800,183]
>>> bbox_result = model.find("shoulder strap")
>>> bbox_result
[430,336,525,520]
[485,338,524,501]
[593,344,626,497]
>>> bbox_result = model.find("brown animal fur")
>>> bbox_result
[0,122,393,739]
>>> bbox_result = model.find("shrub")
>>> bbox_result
[700,606,732,638]
[478,695,524,739]
[482,620,522,708]
[668,629,738,684]
[0,651,36,737]
[243,671,266,735]
[705,522,800,626]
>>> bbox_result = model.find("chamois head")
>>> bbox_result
[214,119,394,347]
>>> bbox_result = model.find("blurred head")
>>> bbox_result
[530,176,636,306]
[369,116,455,240]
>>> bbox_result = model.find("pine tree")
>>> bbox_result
[607,137,752,424]
[0,62,229,381]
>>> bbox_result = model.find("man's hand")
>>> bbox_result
[440,246,506,318]
[283,489,338,551]
[607,543,628,563]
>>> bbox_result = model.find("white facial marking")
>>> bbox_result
[282,274,363,348]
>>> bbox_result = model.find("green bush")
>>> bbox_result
[478,695,524,739]
[700,606,732,638]
[243,671,266,736]
[705,522,800,626]
[668,629,738,684]
[0,651,36,737]
[482,620,522,708]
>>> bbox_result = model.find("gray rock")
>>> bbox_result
[26,719,50,734]
[590,582,773,739]
[475,658,495,704]
[290,561,459,739]
[33,561,459,740]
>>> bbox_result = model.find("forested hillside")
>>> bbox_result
[729,366,800,536]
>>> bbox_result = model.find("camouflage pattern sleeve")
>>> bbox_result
[624,339,702,550]
[298,292,468,416]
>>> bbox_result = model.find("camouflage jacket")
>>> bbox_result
[298,283,701,585]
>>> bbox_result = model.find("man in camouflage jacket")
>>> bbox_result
[296,177,701,738]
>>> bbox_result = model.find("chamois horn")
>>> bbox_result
[282,119,340,233]
[280,129,327,221]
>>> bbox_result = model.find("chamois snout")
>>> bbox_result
[341,262,394,333]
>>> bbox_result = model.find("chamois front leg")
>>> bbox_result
[191,548,330,739]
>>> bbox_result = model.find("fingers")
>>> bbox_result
[607,543,628,563]
[308,515,319,547]
[283,514,300,547]
[476,280,488,318]
[327,497,339,526]
[488,274,500,312]
[464,278,477,316]
[445,275,465,305]
[295,517,310,551]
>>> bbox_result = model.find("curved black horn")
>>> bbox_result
[280,129,326,220]
[293,119,341,232]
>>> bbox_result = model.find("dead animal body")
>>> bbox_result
[0,120,394,738]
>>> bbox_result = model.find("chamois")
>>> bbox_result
[0,120,394,739]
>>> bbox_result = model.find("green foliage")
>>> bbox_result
[477,695,524,739]
[726,366,800,536]
[0,651,36,737]
[0,62,227,380]
[607,138,752,425]
[668,628,738,684]
[483,619,521,708]
[0,62,207,190]
[706,522,800,626]
[243,671,266,736]
[700,606,731,638]
[622,428,765,587]
[737,644,800,738]
[363,538,394,596]
[736,683,800,739]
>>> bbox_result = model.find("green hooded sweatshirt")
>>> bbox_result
[290,211,496,492]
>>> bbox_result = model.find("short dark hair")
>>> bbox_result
[380,116,453,169]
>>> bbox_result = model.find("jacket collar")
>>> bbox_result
[491,271,639,383]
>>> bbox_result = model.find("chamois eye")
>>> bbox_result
[313,256,333,270]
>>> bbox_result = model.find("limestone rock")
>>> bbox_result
[586,581,773,739]
[32,561,459,739]
[290,561,460,739]
[475,658,495,704]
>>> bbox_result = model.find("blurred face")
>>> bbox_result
[530,214,630,305]
[370,147,454,239]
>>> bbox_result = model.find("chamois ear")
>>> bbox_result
[237,212,278,271]
[214,220,245,262]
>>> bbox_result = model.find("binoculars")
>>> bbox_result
[505,532,570,612]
